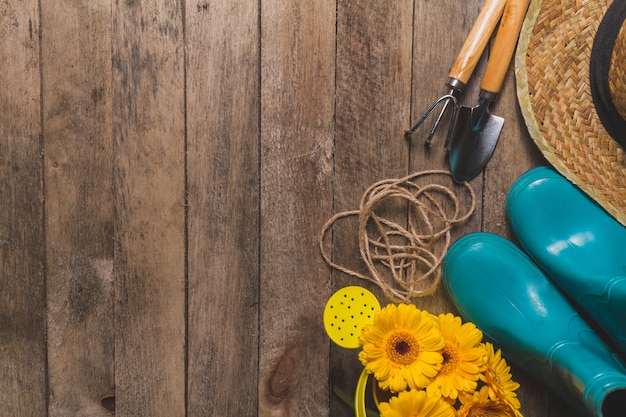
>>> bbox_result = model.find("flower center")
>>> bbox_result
[439,343,459,376]
[395,340,410,355]
[468,409,489,417]
[385,330,419,366]
[467,405,504,417]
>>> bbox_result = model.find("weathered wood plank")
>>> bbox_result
[111,1,186,416]
[407,0,486,319]
[41,2,115,415]
[0,1,47,415]
[185,1,260,415]
[259,1,335,416]
[333,0,414,272]
[330,1,413,415]
[410,0,488,173]
[0,2,592,417]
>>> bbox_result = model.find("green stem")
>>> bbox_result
[333,385,379,417]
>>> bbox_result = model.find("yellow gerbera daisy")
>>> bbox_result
[378,389,456,417]
[480,342,522,411]
[427,313,487,400]
[358,303,444,393]
[458,386,519,417]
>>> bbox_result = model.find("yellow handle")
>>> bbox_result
[448,0,507,85]
[481,0,531,93]
[355,369,369,417]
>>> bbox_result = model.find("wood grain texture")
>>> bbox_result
[0,2,46,415]
[409,0,486,315]
[331,1,413,415]
[259,0,335,416]
[411,0,487,171]
[41,2,115,415]
[185,0,260,415]
[0,1,589,416]
[112,1,186,416]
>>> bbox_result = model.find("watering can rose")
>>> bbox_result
[358,303,523,417]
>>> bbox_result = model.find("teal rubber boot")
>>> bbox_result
[506,167,626,358]
[442,232,626,417]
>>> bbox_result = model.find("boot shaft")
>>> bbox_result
[506,166,626,358]
[443,232,626,417]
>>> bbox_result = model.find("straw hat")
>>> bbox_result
[516,0,626,225]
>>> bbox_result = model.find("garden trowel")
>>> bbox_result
[448,0,531,182]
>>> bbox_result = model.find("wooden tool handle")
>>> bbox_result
[481,0,531,94]
[448,0,507,85]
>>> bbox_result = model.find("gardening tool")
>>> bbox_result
[447,0,531,182]
[405,0,507,144]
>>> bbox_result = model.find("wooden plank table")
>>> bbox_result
[0,1,590,416]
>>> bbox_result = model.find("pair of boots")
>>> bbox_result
[442,167,626,417]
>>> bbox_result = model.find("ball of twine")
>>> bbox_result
[319,170,476,303]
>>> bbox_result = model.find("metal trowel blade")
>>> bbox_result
[448,107,504,183]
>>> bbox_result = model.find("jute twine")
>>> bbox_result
[319,170,476,303]
[515,0,626,225]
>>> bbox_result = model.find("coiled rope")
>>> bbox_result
[319,170,476,303]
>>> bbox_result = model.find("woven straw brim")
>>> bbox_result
[515,0,626,226]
